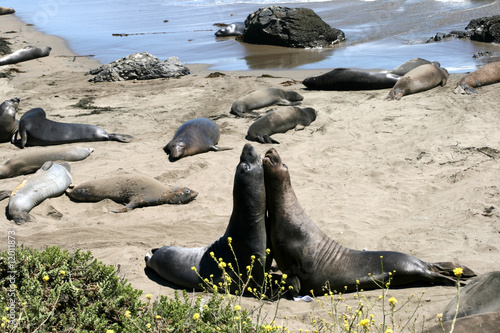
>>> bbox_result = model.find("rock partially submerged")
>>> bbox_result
[427,15,500,44]
[242,6,345,48]
[87,53,190,82]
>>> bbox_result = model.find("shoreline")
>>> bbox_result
[2,11,500,332]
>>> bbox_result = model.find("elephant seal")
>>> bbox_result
[389,58,440,76]
[215,22,245,37]
[0,146,94,179]
[0,46,51,66]
[164,117,230,162]
[263,148,475,296]
[7,161,73,224]
[441,271,500,321]
[146,144,268,291]
[386,63,449,100]
[246,106,317,144]
[454,61,500,94]
[302,68,400,91]
[230,88,304,117]
[0,7,15,15]
[17,108,133,147]
[66,175,198,212]
[425,312,500,333]
[0,97,19,143]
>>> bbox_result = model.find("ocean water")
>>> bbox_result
[5,0,500,72]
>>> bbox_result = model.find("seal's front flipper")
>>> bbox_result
[277,100,302,106]
[263,135,279,144]
[0,190,10,201]
[109,133,134,143]
[211,145,232,152]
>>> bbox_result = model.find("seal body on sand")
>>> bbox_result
[263,148,475,296]
[386,63,449,100]
[454,61,500,94]
[302,68,400,91]
[0,7,15,15]
[425,312,500,333]
[246,106,317,144]
[0,146,94,179]
[0,97,19,143]
[17,108,133,147]
[164,117,230,162]
[230,88,304,117]
[0,46,51,66]
[389,58,440,76]
[215,22,245,37]
[146,144,268,291]
[7,161,73,224]
[442,271,500,321]
[66,175,198,212]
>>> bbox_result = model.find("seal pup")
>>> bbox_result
[302,68,400,91]
[6,161,73,224]
[0,46,51,66]
[386,63,449,100]
[164,117,230,162]
[454,61,500,94]
[0,97,20,143]
[388,58,440,76]
[66,175,198,212]
[215,22,245,37]
[230,88,304,117]
[146,144,268,291]
[246,106,317,144]
[263,148,475,296]
[0,146,94,179]
[17,108,133,147]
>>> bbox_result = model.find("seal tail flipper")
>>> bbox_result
[454,84,477,95]
[210,145,232,152]
[430,262,476,278]
[108,133,134,143]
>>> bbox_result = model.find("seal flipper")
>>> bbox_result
[210,145,232,152]
[108,133,134,143]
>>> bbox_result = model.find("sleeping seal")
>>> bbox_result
[0,46,51,66]
[302,68,400,91]
[263,148,475,296]
[230,88,303,117]
[454,61,500,94]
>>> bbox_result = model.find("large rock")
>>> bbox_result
[466,15,500,43]
[242,6,345,48]
[87,53,190,82]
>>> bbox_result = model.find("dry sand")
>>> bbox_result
[1,13,499,331]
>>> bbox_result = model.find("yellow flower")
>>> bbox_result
[106,330,115,333]
[356,279,360,284]
[146,323,151,329]
[234,305,241,311]
[453,267,463,277]
[210,252,215,258]
[385,328,394,333]
[263,324,273,331]
[358,319,370,328]
[213,285,218,292]
[227,237,232,244]
[266,248,271,254]
[191,266,196,271]
[59,270,66,276]
[125,310,131,318]
[388,297,397,306]
[282,273,288,279]
[146,294,152,300]
[247,287,253,293]
[155,315,162,320]
[42,275,49,282]
[436,313,443,319]
[250,255,256,261]
[193,313,200,320]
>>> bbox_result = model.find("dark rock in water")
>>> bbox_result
[87,52,190,82]
[466,15,500,43]
[426,30,470,43]
[242,6,345,48]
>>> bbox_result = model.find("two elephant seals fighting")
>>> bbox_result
[263,148,474,296]
[146,144,268,291]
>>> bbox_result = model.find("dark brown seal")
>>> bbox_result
[246,106,317,144]
[263,148,475,296]
[454,61,500,94]
[386,63,449,100]
[302,68,400,91]
[163,117,230,162]
[146,144,268,291]
[16,108,133,147]
[66,175,198,212]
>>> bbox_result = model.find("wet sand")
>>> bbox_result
[1,12,500,331]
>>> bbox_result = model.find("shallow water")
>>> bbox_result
[5,0,500,72]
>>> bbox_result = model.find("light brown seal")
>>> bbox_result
[263,148,475,296]
[0,46,51,66]
[164,117,230,162]
[386,63,449,100]
[0,97,20,143]
[246,106,317,144]
[0,146,94,179]
[454,61,500,94]
[0,7,15,15]
[6,161,73,224]
[424,312,500,333]
[230,88,304,117]
[66,175,198,212]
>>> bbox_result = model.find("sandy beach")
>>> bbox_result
[1,12,500,331]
